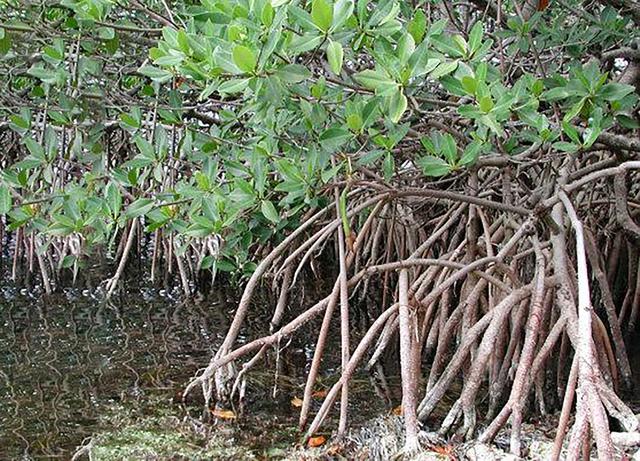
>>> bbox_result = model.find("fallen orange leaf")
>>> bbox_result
[392,405,403,416]
[210,408,236,420]
[308,435,326,448]
[291,396,303,407]
[432,445,454,456]
[311,389,328,398]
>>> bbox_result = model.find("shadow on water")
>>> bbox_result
[0,293,236,459]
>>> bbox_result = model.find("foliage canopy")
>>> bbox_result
[3,0,640,458]
[0,0,638,286]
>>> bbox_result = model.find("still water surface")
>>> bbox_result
[0,293,233,459]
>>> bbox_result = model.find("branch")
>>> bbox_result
[613,171,640,243]
[601,47,640,62]
[596,131,640,152]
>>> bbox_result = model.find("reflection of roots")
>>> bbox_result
[186,163,640,459]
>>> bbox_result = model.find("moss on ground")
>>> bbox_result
[82,391,306,460]
[85,395,257,460]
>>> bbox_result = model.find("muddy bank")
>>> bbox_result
[84,398,640,460]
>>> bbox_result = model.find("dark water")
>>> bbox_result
[0,294,234,460]
[0,269,390,461]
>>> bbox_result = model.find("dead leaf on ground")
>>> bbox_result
[311,389,328,398]
[431,444,456,459]
[392,405,403,416]
[291,396,303,407]
[210,408,236,420]
[307,435,326,448]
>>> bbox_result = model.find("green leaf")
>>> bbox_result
[289,5,318,31]
[408,10,426,43]
[321,162,343,182]
[383,151,394,181]
[362,97,381,126]
[452,35,467,55]
[421,136,436,155]
[43,45,63,62]
[387,89,407,123]
[120,113,141,128]
[353,69,397,94]
[134,135,155,159]
[583,109,603,148]
[262,2,275,26]
[48,222,75,237]
[97,26,115,40]
[1,31,13,56]
[339,187,350,236]
[311,0,333,32]
[232,45,257,73]
[397,33,415,65]
[553,141,579,153]
[542,87,573,101]
[441,134,457,164]
[261,200,280,223]
[461,76,477,96]
[417,156,452,177]
[218,78,251,94]
[356,149,383,166]
[562,98,586,124]
[275,64,311,82]
[582,125,601,149]
[0,27,11,56]
[327,40,343,75]
[468,21,483,54]
[10,114,30,130]
[138,65,172,83]
[346,113,363,132]
[599,83,635,101]
[154,53,185,66]
[0,185,11,214]
[24,137,45,159]
[479,95,494,113]
[125,198,154,218]
[430,60,459,79]
[107,185,122,219]
[288,33,324,54]
[562,121,581,145]
[460,142,482,166]
[61,255,76,268]
[319,127,352,148]
[479,114,504,136]
[618,115,640,129]
[332,0,354,31]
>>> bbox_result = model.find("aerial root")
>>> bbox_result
[184,169,640,458]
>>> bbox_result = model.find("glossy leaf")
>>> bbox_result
[387,89,407,123]
[311,0,333,32]
[327,40,343,75]
[232,45,257,73]
[0,185,11,214]
[261,200,280,223]
[276,64,311,82]
[417,156,452,177]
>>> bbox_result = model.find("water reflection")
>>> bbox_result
[0,296,230,459]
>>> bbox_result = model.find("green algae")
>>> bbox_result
[85,395,259,461]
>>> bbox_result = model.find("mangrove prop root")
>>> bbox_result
[176,164,640,458]
[398,268,420,453]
